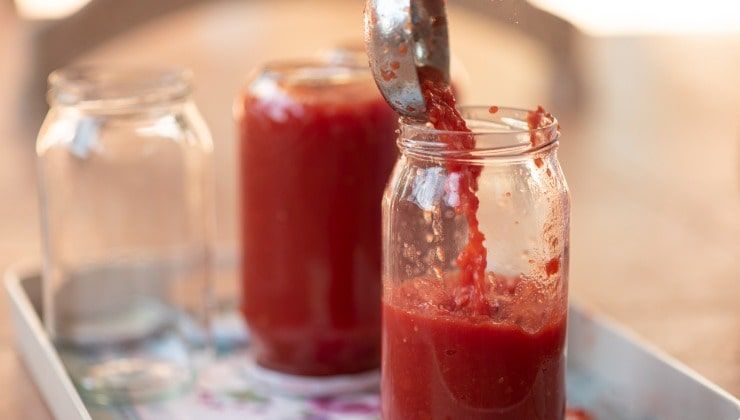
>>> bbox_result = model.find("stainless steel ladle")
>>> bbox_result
[364,0,451,120]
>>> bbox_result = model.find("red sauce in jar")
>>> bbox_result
[238,66,398,376]
[382,275,567,419]
[566,407,596,420]
[381,66,566,418]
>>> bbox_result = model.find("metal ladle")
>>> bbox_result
[364,0,451,120]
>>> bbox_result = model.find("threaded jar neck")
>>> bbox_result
[48,65,192,112]
[399,106,560,162]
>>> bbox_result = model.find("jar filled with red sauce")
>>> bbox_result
[235,60,398,376]
[382,106,569,419]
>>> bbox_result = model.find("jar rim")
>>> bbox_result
[257,59,371,87]
[48,65,192,109]
[399,106,560,159]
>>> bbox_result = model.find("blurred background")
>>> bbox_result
[0,0,738,417]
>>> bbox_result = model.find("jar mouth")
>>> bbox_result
[399,106,560,159]
[246,59,378,107]
[319,41,368,66]
[48,65,192,109]
[258,59,371,87]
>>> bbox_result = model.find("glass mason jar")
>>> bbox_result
[235,60,398,380]
[36,66,214,404]
[381,107,569,419]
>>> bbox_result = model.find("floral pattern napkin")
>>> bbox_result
[128,353,381,420]
[93,313,381,420]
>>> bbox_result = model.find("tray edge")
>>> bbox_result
[4,260,92,420]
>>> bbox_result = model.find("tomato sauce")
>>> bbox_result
[382,276,566,419]
[239,66,398,376]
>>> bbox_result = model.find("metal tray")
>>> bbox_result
[5,262,739,419]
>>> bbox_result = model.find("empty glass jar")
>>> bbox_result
[36,66,214,404]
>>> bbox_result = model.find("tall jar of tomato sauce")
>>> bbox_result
[382,106,569,419]
[235,60,398,379]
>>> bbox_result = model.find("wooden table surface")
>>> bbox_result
[0,2,738,418]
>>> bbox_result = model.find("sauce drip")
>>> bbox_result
[527,105,557,147]
[417,69,557,314]
[418,65,489,314]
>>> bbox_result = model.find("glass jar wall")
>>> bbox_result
[381,106,569,419]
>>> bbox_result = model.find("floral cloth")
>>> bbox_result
[128,353,380,420]
[91,313,381,420]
